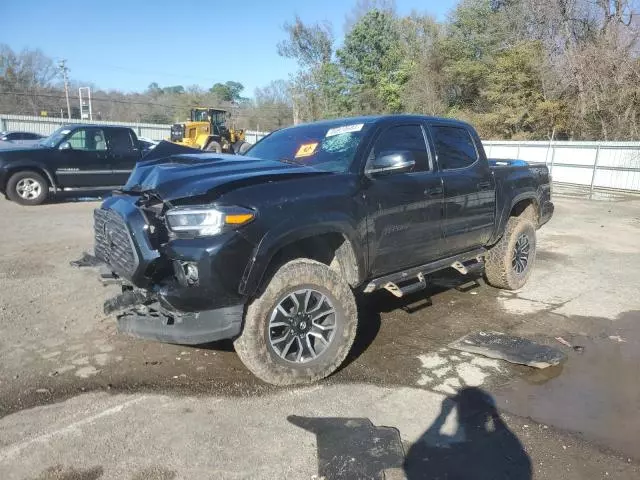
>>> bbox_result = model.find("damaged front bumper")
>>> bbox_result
[102,285,244,345]
[89,194,252,345]
[116,297,244,345]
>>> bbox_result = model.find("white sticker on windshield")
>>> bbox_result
[326,123,364,137]
[60,129,71,134]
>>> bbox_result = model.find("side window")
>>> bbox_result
[67,128,107,151]
[105,129,136,155]
[369,125,430,171]
[431,126,478,170]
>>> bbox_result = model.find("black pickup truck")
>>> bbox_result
[93,115,553,385]
[0,124,144,205]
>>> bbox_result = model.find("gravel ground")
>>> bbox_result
[0,193,639,479]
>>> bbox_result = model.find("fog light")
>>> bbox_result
[183,262,199,286]
[174,260,199,287]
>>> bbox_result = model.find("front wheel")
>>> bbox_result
[234,259,358,385]
[484,216,537,290]
[204,141,222,153]
[6,171,49,205]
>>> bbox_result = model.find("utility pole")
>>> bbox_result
[58,59,71,119]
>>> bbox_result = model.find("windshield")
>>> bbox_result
[39,126,72,147]
[247,122,372,173]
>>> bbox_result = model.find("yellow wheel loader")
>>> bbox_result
[169,108,252,154]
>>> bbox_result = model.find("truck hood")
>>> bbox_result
[0,143,49,154]
[0,145,53,163]
[0,141,43,151]
[123,150,329,201]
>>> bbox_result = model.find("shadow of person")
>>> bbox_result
[404,387,532,480]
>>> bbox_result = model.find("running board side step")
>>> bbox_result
[363,248,486,297]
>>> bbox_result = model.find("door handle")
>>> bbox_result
[424,186,443,197]
[478,181,492,190]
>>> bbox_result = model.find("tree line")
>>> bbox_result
[281,0,640,140]
[0,45,293,131]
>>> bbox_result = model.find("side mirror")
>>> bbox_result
[59,141,72,150]
[366,150,415,176]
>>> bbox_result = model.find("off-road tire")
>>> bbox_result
[485,215,537,290]
[205,141,222,153]
[6,171,49,206]
[234,259,358,385]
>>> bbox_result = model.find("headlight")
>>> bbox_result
[166,205,255,237]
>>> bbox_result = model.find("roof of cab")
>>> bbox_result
[280,114,473,130]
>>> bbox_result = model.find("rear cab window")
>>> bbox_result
[430,125,478,170]
[105,128,136,154]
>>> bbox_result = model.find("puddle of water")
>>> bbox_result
[494,311,640,460]
[522,363,564,385]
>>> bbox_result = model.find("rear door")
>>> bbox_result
[429,123,496,255]
[55,127,113,188]
[364,123,445,277]
[105,128,140,185]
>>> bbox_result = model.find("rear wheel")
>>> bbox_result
[237,141,252,155]
[205,141,222,153]
[234,259,357,385]
[6,171,49,206]
[484,216,537,290]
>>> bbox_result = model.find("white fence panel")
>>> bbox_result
[483,140,640,194]
[244,130,269,144]
[0,114,270,144]
[0,114,171,140]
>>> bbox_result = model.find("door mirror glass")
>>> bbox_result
[367,150,415,176]
[59,141,72,150]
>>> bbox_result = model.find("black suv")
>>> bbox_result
[0,125,144,205]
[94,115,553,385]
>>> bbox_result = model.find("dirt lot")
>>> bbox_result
[1,193,639,479]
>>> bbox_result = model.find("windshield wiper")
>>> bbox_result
[278,158,302,166]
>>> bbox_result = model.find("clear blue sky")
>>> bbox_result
[1,0,457,97]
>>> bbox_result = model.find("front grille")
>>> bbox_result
[94,209,138,278]
[170,124,184,142]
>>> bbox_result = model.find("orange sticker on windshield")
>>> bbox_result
[295,142,319,158]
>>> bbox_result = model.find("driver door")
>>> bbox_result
[55,127,113,188]
[364,123,445,277]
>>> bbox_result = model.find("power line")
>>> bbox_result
[0,90,293,112]
[67,59,228,85]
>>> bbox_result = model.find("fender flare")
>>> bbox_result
[490,190,540,246]
[239,213,366,296]
[510,191,539,210]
